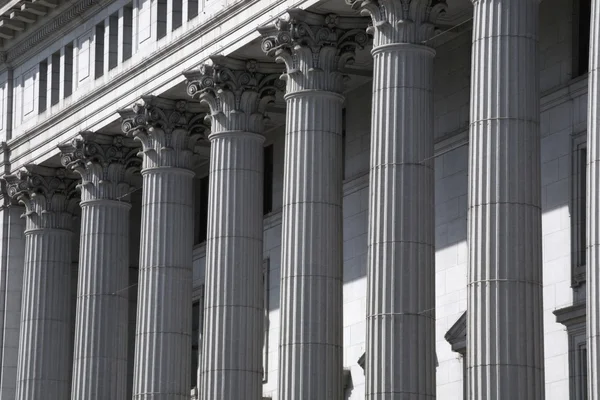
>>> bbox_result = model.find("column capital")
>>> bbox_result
[258,9,370,93]
[346,0,447,47]
[118,96,209,171]
[3,165,79,231]
[58,131,141,203]
[184,56,285,135]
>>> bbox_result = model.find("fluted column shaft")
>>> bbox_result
[200,132,264,399]
[259,12,369,399]
[366,44,436,399]
[185,57,282,400]
[120,97,206,400]
[4,169,79,400]
[278,90,344,399]
[17,227,73,399]
[133,167,194,399]
[467,1,544,399]
[588,1,600,397]
[59,132,140,400]
[71,200,130,399]
[0,205,26,399]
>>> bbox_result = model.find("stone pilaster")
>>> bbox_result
[4,167,79,400]
[119,96,207,400]
[346,1,445,398]
[467,1,544,399]
[259,11,368,399]
[0,185,26,400]
[589,1,600,397]
[185,57,282,400]
[59,132,141,400]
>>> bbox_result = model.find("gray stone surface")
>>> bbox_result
[467,1,545,398]
[347,0,444,397]
[120,97,205,400]
[186,57,280,400]
[259,10,367,399]
[4,168,78,400]
[0,204,26,400]
[588,1,600,397]
[59,132,140,400]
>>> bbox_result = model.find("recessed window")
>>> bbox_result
[194,176,210,244]
[572,134,587,286]
[264,145,274,215]
[574,0,592,77]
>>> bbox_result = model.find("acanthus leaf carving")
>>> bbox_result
[258,9,370,93]
[3,166,79,231]
[346,0,448,47]
[58,131,142,203]
[184,56,285,134]
[118,96,210,170]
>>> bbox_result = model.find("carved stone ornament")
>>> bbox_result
[58,131,141,203]
[258,9,370,93]
[3,165,79,231]
[346,0,447,47]
[118,96,209,170]
[185,56,285,134]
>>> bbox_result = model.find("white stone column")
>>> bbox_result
[589,1,600,397]
[186,57,282,400]
[259,11,368,399]
[4,167,79,400]
[120,96,206,400]
[467,1,544,398]
[59,132,141,400]
[347,1,445,397]
[0,195,26,400]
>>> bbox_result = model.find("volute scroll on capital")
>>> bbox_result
[3,165,79,231]
[118,96,210,170]
[58,131,142,203]
[258,9,371,93]
[346,0,447,47]
[184,56,285,135]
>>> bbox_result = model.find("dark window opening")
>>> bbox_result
[38,61,47,113]
[577,147,587,268]
[191,300,200,389]
[574,0,592,77]
[263,144,274,215]
[195,176,210,244]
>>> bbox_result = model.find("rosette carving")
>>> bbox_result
[258,9,370,93]
[185,56,284,134]
[346,0,447,47]
[58,132,141,202]
[3,166,79,231]
[118,96,209,170]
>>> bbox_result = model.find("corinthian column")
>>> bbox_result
[59,132,140,400]
[589,1,600,397]
[185,57,283,400]
[467,1,544,398]
[120,97,207,400]
[0,186,26,400]
[259,11,368,399]
[4,167,79,400]
[346,1,445,397]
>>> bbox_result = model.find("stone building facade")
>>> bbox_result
[0,0,595,399]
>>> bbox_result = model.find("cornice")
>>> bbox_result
[0,0,110,70]
[554,301,586,328]
[444,310,466,355]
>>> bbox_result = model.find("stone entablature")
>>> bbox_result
[1,0,322,174]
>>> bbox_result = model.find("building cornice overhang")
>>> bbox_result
[0,0,111,71]
[445,311,466,355]
[554,302,586,328]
